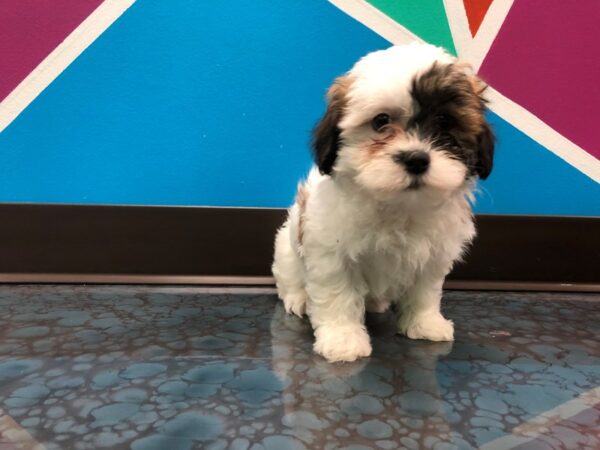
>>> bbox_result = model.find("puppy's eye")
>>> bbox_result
[435,114,453,128]
[371,113,391,132]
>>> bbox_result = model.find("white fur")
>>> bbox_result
[340,42,455,130]
[272,44,479,362]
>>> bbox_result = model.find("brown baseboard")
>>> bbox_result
[0,204,598,291]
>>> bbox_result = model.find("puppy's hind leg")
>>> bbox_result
[272,221,308,317]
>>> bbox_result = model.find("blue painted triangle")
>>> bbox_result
[475,112,600,215]
[0,1,389,207]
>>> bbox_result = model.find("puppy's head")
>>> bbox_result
[312,43,494,203]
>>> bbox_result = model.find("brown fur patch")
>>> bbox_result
[468,72,488,98]
[327,74,353,103]
[367,125,405,156]
[296,183,308,246]
[411,63,487,135]
[312,75,354,174]
[410,62,494,179]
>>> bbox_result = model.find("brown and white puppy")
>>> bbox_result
[273,43,494,362]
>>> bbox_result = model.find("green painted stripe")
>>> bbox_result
[366,0,456,55]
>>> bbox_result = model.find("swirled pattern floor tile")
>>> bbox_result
[0,286,598,449]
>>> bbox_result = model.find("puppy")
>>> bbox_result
[272,43,494,362]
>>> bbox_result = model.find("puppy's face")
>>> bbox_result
[313,43,494,203]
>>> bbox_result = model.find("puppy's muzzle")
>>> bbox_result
[393,150,430,175]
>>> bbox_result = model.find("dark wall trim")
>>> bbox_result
[0,204,598,291]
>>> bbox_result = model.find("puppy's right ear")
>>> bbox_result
[312,76,349,175]
[476,121,495,180]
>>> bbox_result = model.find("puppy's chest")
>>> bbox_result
[351,224,436,288]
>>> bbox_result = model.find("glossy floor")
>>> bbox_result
[0,286,598,449]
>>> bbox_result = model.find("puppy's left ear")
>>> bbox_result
[476,122,494,180]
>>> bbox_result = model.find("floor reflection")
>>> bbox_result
[0,285,597,449]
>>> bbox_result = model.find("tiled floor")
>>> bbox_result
[0,286,598,449]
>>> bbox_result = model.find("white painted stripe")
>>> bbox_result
[443,0,473,60]
[443,0,513,71]
[0,0,136,133]
[329,0,600,182]
[328,0,421,46]
[479,386,600,450]
[487,87,600,183]
[470,0,514,71]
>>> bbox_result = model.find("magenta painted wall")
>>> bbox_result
[0,0,103,101]
[479,1,600,159]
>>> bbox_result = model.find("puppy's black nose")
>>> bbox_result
[393,151,430,175]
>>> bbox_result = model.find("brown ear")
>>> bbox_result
[312,76,350,175]
[468,74,495,180]
[476,121,495,179]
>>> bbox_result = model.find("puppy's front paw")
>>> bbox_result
[398,311,454,342]
[314,324,372,362]
[281,291,307,317]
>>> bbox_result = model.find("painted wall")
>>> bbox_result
[0,0,598,215]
